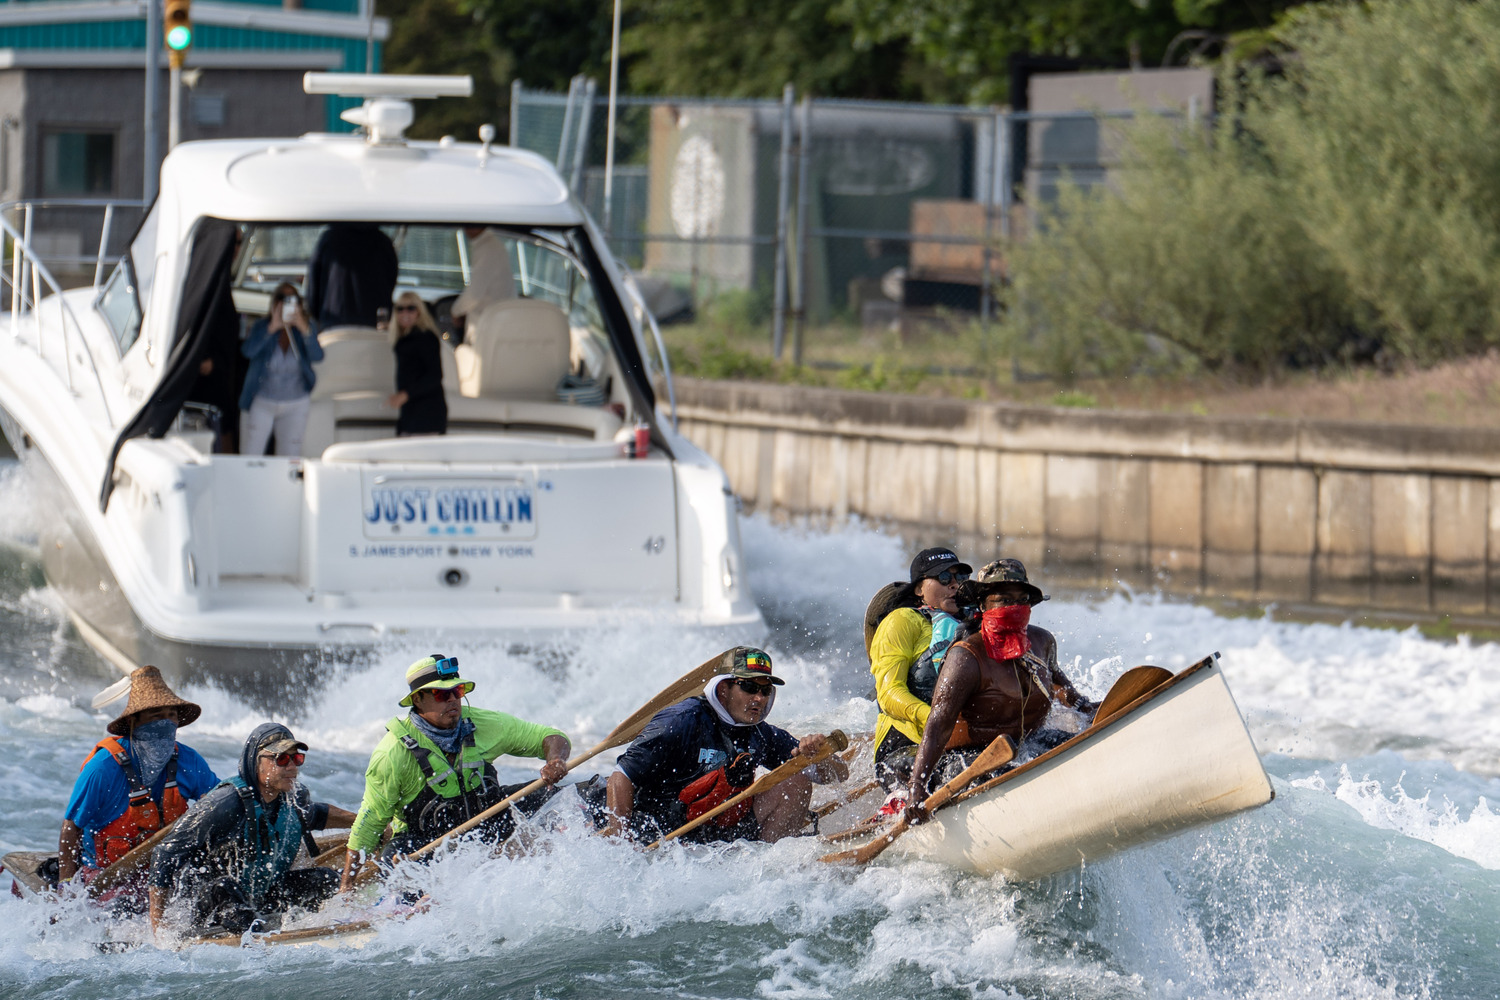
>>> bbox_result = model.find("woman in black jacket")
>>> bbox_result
[386,292,448,436]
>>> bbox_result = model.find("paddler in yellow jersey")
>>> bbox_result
[866,547,974,784]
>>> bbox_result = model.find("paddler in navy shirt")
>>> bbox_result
[58,666,219,908]
[602,647,848,843]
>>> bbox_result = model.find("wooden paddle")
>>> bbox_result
[811,780,881,820]
[1090,666,1174,728]
[310,837,350,869]
[647,730,849,849]
[819,733,1015,865]
[352,651,727,884]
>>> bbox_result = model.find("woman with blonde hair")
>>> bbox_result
[386,291,447,436]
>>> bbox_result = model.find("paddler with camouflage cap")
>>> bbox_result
[600,646,849,844]
[339,654,571,891]
[906,559,1097,810]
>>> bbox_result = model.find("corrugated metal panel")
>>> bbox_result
[0,22,144,47]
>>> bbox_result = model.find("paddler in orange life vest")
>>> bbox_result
[906,560,1098,815]
[601,647,849,843]
[58,666,220,906]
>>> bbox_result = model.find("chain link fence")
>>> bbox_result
[511,80,1188,363]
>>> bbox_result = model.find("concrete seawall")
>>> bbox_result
[674,378,1500,621]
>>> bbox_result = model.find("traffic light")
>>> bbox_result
[164,0,193,69]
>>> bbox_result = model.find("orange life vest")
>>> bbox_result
[677,753,754,828]
[80,736,188,867]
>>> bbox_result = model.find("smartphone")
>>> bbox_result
[282,299,298,323]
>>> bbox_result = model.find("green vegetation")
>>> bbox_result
[1009,0,1500,380]
[390,0,1308,137]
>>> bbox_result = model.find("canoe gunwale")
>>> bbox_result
[950,653,1217,808]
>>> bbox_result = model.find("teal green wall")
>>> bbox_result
[0,20,380,130]
[0,0,362,10]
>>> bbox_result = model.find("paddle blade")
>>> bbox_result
[91,675,132,710]
[1092,666,1174,727]
[597,652,725,750]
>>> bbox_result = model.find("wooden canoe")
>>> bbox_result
[891,654,1273,880]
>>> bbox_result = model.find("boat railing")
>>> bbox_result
[0,199,146,290]
[0,200,133,426]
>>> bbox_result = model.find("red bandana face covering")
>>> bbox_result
[980,605,1031,661]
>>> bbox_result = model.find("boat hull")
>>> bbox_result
[0,405,757,708]
[895,657,1273,879]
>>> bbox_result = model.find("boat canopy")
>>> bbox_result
[156,137,587,228]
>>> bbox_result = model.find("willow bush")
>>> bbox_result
[1005,0,1500,379]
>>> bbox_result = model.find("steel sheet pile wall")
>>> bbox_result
[675,378,1500,620]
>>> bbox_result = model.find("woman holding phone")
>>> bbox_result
[240,282,324,456]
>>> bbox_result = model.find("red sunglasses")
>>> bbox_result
[427,686,465,703]
[263,751,305,767]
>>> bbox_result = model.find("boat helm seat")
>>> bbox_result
[453,298,571,402]
[310,326,393,400]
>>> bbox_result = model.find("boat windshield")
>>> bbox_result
[230,223,614,380]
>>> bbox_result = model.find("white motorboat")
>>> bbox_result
[892,654,1274,879]
[0,74,760,694]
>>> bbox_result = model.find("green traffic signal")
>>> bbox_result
[166,24,192,51]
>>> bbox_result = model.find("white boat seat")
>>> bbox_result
[305,394,624,456]
[309,326,392,399]
[453,298,570,401]
[323,434,625,464]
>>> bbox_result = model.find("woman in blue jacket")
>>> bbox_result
[240,283,323,456]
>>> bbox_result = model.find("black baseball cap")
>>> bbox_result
[909,547,973,584]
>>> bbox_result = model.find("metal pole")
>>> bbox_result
[602,0,622,237]
[365,0,375,74]
[94,203,115,288]
[771,83,793,360]
[509,79,521,147]
[997,110,1011,241]
[168,65,182,150]
[791,95,812,367]
[144,0,161,201]
[570,77,594,193]
[557,76,580,170]
[979,111,998,324]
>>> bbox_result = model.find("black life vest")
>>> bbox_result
[397,731,505,840]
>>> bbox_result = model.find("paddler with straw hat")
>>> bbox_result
[58,666,220,906]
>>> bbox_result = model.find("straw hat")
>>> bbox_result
[106,665,202,736]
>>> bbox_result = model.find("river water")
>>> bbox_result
[1,459,1498,999]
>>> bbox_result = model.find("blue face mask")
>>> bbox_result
[132,717,178,787]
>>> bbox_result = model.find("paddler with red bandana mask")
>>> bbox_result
[905,559,1097,814]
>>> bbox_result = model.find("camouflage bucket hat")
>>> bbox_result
[720,646,785,686]
[973,558,1047,606]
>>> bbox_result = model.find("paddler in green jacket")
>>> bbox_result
[339,654,570,891]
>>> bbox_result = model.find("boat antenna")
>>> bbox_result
[303,73,474,146]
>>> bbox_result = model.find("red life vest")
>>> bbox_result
[677,753,754,828]
[80,736,188,867]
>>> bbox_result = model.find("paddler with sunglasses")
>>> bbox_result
[905,559,1098,818]
[599,647,849,844]
[147,723,356,937]
[865,547,978,786]
[339,655,571,890]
